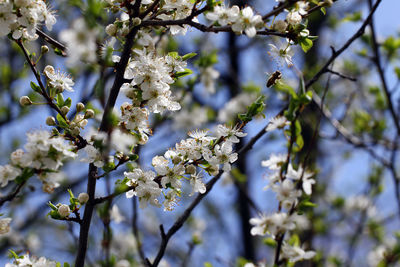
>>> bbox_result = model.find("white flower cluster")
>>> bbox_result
[124,125,246,210]
[0,130,77,192]
[157,0,196,35]
[82,128,137,168]
[59,18,98,66]
[206,5,264,37]
[6,253,57,267]
[286,1,309,26]
[122,49,184,114]
[44,65,75,93]
[0,0,56,40]
[249,153,316,264]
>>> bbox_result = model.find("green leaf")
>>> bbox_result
[300,38,313,53]
[47,201,58,211]
[64,97,72,108]
[274,81,297,99]
[129,154,139,161]
[343,11,362,22]
[320,7,326,15]
[15,168,34,184]
[182,52,197,61]
[30,81,41,93]
[54,47,64,56]
[175,68,193,78]
[56,93,64,107]
[56,113,69,128]
[167,51,179,59]
[8,249,20,260]
[288,234,300,246]
[263,237,277,247]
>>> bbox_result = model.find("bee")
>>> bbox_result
[266,70,282,87]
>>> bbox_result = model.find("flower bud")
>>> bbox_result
[273,20,288,33]
[44,65,55,78]
[46,116,56,126]
[286,11,302,25]
[58,204,71,218]
[61,106,70,115]
[76,102,85,112]
[300,29,310,37]
[70,127,81,136]
[132,17,141,26]
[41,45,49,54]
[84,109,95,119]
[78,193,89,204]
[19,96,32,106]
[105,24,117,36]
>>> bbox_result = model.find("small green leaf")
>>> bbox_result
[182,52,197,61]
[343,11,362,22]
[263,237,277,247]
[300,38,313,53]
[56,114,69,128]
[56,93,64,107]
[320,7,326,15]
[54,47,64,56]
[175,68,193,78]
[64,97,72,108]
[129,154,139,161]
[30,81,41,93]
[167,51,179,59]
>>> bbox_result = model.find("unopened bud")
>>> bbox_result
[43,65,55,78]
[70,127,81,136]
[57,204,71,218]
[46,116,56,126]
[84,109,95,119]
[105,24,117,36]
[132,17,142,26]
[78,193,89,204]
[61,106,70,115]
[19,96,32,106]
[273,20,288,33]
[41,45,49,54]
[76,102,85,112]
